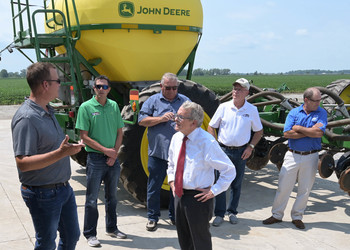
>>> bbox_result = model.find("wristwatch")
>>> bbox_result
[249,143,255,149]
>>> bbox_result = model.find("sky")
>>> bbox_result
[0,0,349,74]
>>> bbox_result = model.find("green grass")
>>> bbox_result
[0,78,30,105]
[191,74,350,96]
[1,74,350,104]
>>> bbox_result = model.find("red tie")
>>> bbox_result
[175,136,188,197]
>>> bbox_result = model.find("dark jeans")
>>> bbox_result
[215,146,247,217]
[147,156,175,222]
[21,183,80,250]
[83,152,121,238]
[175,190,213,250]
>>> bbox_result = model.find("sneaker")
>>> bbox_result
[212,216,224,227]
[87,236,101,247]
[106,229,127,239]
[228,213,238,224]
[146,220,157,231]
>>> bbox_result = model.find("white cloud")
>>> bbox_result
[296,29,308,36]
[266,1,276,7]
[260,31,281,41]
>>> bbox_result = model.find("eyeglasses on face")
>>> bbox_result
[233,88,246,92]
[174,114,192,121]
[95,84,109,90]
[308,98,321,102]
[164,86,178,90]
[45,79,61,84]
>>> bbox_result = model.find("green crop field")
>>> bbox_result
[0,78,30,105]
[191,74,350,96]
[1,74,350,105]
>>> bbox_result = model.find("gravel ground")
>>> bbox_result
[0,105,21,120]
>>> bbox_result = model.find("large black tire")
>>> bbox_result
[322,79,350,115]
[119,80,220,206]
[71,147,87,167]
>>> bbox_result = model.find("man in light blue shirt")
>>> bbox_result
[138,72,190,231]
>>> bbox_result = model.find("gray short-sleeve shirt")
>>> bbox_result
[11,99,71,186]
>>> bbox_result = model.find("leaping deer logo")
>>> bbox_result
[122,4,133,15]
[119,2,134,17]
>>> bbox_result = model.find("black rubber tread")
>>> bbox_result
[336,151,350,179]
[119,84,161,204]
[119,80,220,205]
[70,147,87,166]
[322,79,350,115]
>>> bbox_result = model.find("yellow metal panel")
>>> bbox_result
[63,0,203,27]
[47,0,203,82]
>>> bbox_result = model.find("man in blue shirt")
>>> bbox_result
[263,87,327,229]
[138,72,190,231]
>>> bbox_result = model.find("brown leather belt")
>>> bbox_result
[22,181,69,189]
[219,142,247,150]
[288,149,319,155]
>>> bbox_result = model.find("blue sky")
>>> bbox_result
[1,1,349,73]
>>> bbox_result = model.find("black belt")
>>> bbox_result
[183,189,201,195]
[219,142,247,150]
[23,181,69,189]
[288,149,319,155]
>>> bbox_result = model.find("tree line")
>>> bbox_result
[179,68,232,76]
[180,68,350,76]
[2,68,350,79]
[0,69,26,78]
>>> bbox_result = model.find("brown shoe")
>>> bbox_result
[292,220,305,229]
[262,216,282,225]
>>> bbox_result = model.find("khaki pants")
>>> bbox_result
[271,151,319,220]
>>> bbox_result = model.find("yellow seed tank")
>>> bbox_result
[48,0,203,82]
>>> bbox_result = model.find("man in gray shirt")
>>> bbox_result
[11,62,84,249]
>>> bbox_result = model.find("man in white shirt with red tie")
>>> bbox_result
[167,101,236,250]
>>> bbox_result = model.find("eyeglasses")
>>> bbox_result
[233,88,246,92]
[45,79,61,84]
[95,85,109,90]
[308,98,321,102]
[174,114,192,121]
[164,86,178,90]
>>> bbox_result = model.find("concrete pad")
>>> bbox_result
[0,110,349,249]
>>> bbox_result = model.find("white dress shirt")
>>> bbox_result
[167,127,236,196]
[209,100,263,146]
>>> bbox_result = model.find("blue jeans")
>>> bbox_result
[215,146,247,217]
[147,156,175,222]
[21,183,80,250]
[83,152,121,238]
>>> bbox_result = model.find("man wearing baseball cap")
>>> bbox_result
[208,78,263,226]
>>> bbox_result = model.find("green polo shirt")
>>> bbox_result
[75,97,124,153]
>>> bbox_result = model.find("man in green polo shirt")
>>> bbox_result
[76,75,126,247]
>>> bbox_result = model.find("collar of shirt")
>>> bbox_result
[91,96,112,107]
[182,126,200,142]
[230,99,248,111]
[26,98,54,117]
[297,104,322,115]
[159,92,180,103]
